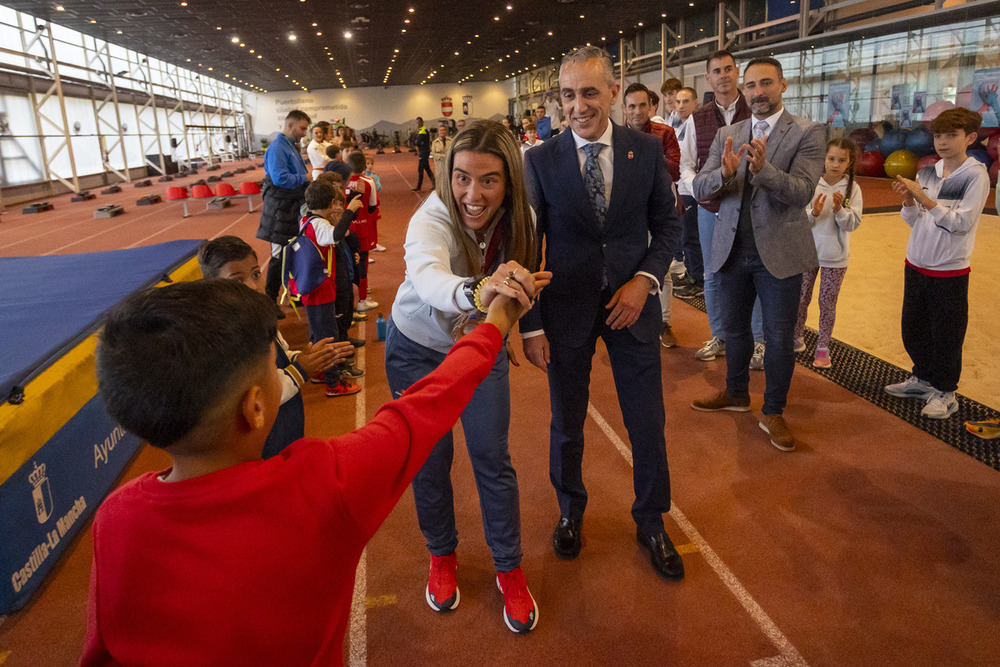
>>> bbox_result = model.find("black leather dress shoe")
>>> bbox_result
[553,517,582,560]
[636,529,685,581]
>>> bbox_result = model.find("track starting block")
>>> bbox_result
[190,179,207,186]
[245,166,256,171]
[134,179,152,188]
[22,202,54,214]
[206,164,222,172]
[206,197,231,210]
[136,195,163,206]
[207,175,222,183]
[157,175,174,183]
[234,168,246,174]
[71,191,97,202]
[100,185,122,194]
[221,171,234,178]
[94,205,124,218]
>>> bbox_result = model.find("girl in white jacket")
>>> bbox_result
[794,138,863,368]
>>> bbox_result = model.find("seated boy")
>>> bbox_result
[885,107,989,419]
[83,270,544,665]
[297,180,365,396]
[197,236,352,456]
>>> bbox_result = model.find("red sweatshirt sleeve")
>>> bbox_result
[663,127,681,184]
[80,526,116,667]
[327,323,503,538]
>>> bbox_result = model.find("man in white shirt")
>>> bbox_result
[306,121,331,179]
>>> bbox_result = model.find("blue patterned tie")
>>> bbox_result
[753,120,768,140]
[582,142,606,229]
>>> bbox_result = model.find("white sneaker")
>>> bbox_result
[357,299,379,312]
[884,376,934,399]
[921,391,958,419]
[374,243,387,252]
[793,337,806,353]
[695,337,725,361]
[749,342,765,371]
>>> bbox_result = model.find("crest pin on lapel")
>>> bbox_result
[627,151,634,159]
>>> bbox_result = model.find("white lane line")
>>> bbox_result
[212,211,255,239]
[349,323,368,667]
[42,202,186,255]
[586,402,809,667]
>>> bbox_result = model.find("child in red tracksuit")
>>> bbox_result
[82,273,541,666]
[345,150,380,313]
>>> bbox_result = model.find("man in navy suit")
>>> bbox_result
[522,46,684,581]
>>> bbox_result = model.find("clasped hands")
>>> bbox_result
[892,175,934,209]
[721,134,768,178]
[478,261,553,320]
[811,191,844,217]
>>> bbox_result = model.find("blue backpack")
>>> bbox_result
[280,216,333,307]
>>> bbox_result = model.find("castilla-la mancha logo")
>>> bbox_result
[30,461,53,524]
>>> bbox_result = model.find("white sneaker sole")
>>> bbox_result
[496,576,539,633]
[884,387,934,399]
[922,403,958,419]
[425,583,460,613]
[759,420,796,452]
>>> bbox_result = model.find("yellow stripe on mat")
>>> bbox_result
[0,257,202,485]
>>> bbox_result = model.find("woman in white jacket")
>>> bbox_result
[384,121,549,634]
[793,138,863,368]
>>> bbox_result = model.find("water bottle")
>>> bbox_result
[376,313,387,341]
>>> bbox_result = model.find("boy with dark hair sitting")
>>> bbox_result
[197,236,351,456]
[82,273,542,665]
[299,180,365,396]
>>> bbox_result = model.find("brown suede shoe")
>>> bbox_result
[759,414,795,452]
[691,391,751,412]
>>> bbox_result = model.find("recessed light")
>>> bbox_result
[494,16,500,21]
[404,19,410,23]
[180,2,187,6]
[288,34,297,41]
[56,5,65,10]
[547,31,553,36]
[344,31,352,38]
[316,31,322,36]
[90,19,96,23]
[408,7,415,12]
[312,22,317,27]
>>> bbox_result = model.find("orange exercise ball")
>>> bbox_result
[884,150,919,180]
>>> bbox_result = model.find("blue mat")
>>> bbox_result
[0,240,202,401]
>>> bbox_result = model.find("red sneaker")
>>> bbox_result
[325,380,361,397]
[425,552,459,613]
[496,566,538,633]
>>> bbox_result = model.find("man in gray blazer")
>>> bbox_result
[690,57,825,451]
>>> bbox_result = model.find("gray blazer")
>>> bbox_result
[692,110,825,279]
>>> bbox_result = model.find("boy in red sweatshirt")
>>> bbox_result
[82,268,547,666]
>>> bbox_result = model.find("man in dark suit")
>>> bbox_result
[691,57,825,452]
[522,46,684,581]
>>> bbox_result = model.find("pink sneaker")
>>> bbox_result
[496,566,538,634]
[813,348,831,368]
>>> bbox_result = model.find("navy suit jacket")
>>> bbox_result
[522,122,680,346]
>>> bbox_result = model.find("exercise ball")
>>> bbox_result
[922,100,955,122]
[917,155,941,170]
[904,127,935,156]
[849,128,878,146]
[967,147,991,167]
[857,150,886,177]
[988,134,999,161]
[880,129,908,155]
[884,150,919,180]
[989,160,998,187]
[979,126,1000,141]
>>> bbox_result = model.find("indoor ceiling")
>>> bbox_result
[10,0,704,93]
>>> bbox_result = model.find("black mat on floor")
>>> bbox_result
[676,293,1000,471]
